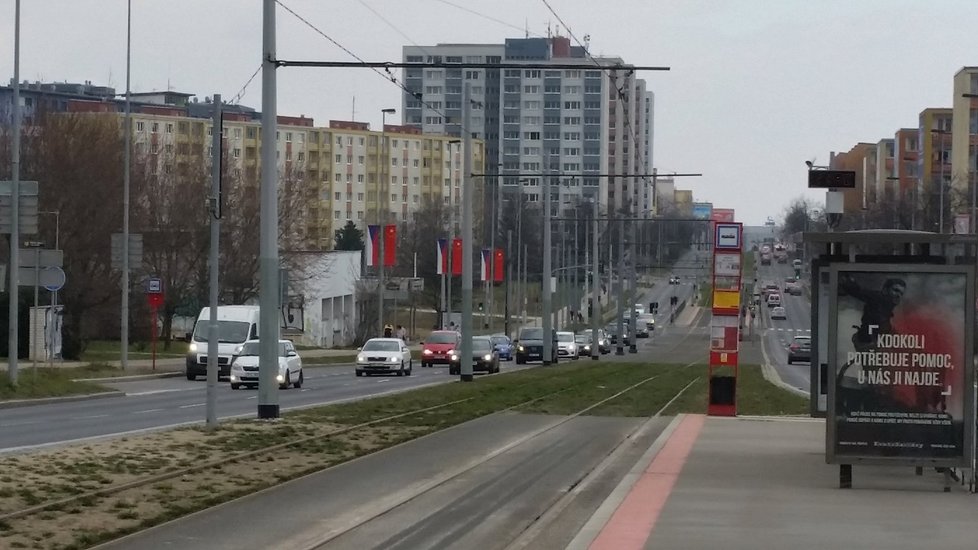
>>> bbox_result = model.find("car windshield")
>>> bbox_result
[426,332,456,344]
[575,334,590,343]
[794,337,811,345]
[472,339,492,351]
[193,320,251,344]
[362,340,401,352]
[557,333,574,342]
[490,336,510,346]
[238,342,288,357]
[520,328,543,340]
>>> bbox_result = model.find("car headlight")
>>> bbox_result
[389,356,399,363]
[584,345,590,351]
[276,374,284,382]
[483,354,492,361]
[229,375,237,381]
[423,349,433,355]
[451,354,459,361]
[189,342,198,353]
[518,345,525,352]
[357,355,366,363]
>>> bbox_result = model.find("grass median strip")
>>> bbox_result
[0,368,112,400]
[0,361,805,549]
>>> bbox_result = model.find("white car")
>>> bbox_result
[556,331,579,359]
[669,275,681,285]
[229,339,303,390]
[356,338,413,377]
[771,306,787,320]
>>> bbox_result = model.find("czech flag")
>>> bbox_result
[493,248,504,282]
[436,238,448,275]
[366,224,397,267]
[480,249,492,281]
[451,238,463,276]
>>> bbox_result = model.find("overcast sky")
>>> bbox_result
[3,0,977,225]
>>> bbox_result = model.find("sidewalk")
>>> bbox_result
[571,415,977,550]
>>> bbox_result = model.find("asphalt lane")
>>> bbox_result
[755,259,812,393]
[0,363,535,453]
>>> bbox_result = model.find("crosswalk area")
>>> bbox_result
[771,328,811,333]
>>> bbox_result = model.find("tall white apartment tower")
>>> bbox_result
[402,36,652,219]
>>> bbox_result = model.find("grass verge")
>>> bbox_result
[80,340,188,362]
[0,368,111,400]
[0,361,805,549]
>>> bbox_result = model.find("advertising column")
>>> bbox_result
[709,221,743,416]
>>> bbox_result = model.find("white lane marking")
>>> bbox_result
[77,414,110,420]
[178,403,205,409]
[133,409,164,415]
[125,389,187,397]
[0,420,40,427]
[247,395,257,400]
[376,379,390,383]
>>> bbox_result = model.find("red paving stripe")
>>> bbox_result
[589,414,706,550]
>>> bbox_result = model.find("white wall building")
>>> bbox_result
[285,251,361,348]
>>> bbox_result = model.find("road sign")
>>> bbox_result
[18,266,67,289]
[0,180,39,235]
[147,277,163,293]
[20,248,63,268]
[111,233,143,271]
[41,266,65,291]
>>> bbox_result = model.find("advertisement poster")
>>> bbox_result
[692,202,713,220]
[830,265,973,464]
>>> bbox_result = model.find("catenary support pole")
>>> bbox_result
[460,83,474,381]
[258,0,280,419]
[591,198,600,360]
[616,217,625,355]
[9,0,23,385]
[542,160,553,365]
[505,229,512,336]
[629,213,638,354]
[121,0,133,372]
[206,94,222,429]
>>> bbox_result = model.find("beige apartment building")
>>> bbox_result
[64,91,484,250]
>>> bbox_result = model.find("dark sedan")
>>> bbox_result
[449,337,500,375]
[787,336,811,364]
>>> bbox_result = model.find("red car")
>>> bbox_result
[421,330,460,368]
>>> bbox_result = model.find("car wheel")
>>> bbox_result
[186,373,197,381]
[397,362,404,376]
[230,383,240,390]
[356,369,363,377]
[787,358,792,365]
[293,370,303,388]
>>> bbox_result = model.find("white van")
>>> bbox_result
[186,306,260,380]
[766,293,782,308]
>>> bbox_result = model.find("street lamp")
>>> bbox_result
[930,128,951,234]
[962,92,978,234]
[377,108,396,337]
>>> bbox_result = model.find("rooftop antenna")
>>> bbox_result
[524,18,528,39]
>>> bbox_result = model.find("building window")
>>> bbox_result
[334,211,341,220]
[232,148,241,158]
[136,121,144,132]
[357,211,364,220]
[151,122,159,133]
[357,192,364,201]
[335,154,342,163]
[358,155,364,165]
[357,174,364,183]
[297,151,305,162]
[334,192,342,200]
[166,123,173,133]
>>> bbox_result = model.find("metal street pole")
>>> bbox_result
[505,229,512,336]
[522,242,528,327]
[573,206,579,326]
[629,212,638,354]
[8,0,22,385]
[542,161,553,365]
[206,95,222,429]
[591,198,600,360]
[258,0,280,419]
[447,141,458,329]
[460,82,474,381]
[378,108,395,336]
[616,217,625,355]
[121,0,133,372]
[938,129,946,234]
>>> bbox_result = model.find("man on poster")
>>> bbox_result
[834,269,966,460]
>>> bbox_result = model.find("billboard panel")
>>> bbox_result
[827,264,974,466]
[692,202,713,220]
[711,208,735,223]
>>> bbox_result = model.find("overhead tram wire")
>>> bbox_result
[539,0,650,191]
[230,64,262,105]
[275,0,450,120]
[430,0,548,38]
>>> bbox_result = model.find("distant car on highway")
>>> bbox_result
[788,336,812,364]
[489,334,514,361]
[578,329,610,354]
[356,338,413,377]
[669,275,681,285]
[637,313,656,331]
[516,327,558,364]
[767,293,782,308]
[450,336,499,375]
[771,306,787,320]
[229,339,303,390]
[605,323,630,345]
[786,284,804,296]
